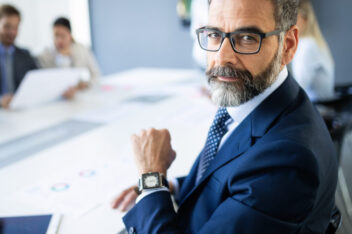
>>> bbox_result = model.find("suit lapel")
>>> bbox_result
[178,74,300,206]
[178,113,253,206]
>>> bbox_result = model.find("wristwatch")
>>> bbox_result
[136,172,169,194]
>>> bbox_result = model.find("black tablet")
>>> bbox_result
[0,214,61,234]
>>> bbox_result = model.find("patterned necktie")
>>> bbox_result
[196,107,231,184]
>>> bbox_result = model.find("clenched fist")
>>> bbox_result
[131,128,176,177]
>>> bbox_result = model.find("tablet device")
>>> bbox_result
[0,214,61,234]
[10,68,87,109]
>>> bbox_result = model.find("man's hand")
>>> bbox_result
[111,185,139,211]
[111,128,176,211]
[131,128,176,176]
[0,94,13,109]
[77,81,89,90]
[62,86,78,100]
[111,180,176,211]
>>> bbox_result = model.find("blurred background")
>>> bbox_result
[3,0,351,85]
[0,1,351,233]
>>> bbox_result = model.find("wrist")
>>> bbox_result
[139,169,167,178]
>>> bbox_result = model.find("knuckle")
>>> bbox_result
[162,129,170,137]
[130,134,137,141]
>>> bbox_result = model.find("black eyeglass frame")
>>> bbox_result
[196,27,282,55]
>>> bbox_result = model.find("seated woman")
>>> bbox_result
[291,0,335,101]
[37,17,101,98]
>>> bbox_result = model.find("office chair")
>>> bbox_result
[315,83,352,234]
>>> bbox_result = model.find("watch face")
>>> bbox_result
[143,174,160,188]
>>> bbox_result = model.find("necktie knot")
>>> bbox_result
[213,107,231,128]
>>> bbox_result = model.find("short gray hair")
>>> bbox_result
[273,0,299,31]
[208,0,299,31]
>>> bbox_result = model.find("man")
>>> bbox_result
[0,4,37,108]
[112,0,338,233]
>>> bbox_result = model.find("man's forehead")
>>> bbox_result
[208,0,275,31]
[0,15,20,22]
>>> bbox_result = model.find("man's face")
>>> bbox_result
[0,15,20,46]
[206,0,284,106]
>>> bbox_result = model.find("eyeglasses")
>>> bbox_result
[196,27,282,54]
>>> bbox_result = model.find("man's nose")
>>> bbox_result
[215,38,239,67]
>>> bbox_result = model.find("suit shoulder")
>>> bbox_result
[14,47,37,63]
[13,46,38,69]
[14,46,31,56]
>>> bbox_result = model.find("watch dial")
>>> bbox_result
[144,175,158,187]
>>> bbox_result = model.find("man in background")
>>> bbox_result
[0,4,37,109]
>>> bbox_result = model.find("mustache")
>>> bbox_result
[206,66,253,83]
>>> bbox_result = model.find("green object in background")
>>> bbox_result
[177,0,192,27]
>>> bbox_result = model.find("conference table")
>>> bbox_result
[0,68,216,233]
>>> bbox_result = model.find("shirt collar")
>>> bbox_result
[226,66,288,125]
[0,43,15,55]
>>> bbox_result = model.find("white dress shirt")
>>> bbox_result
[137,67,289,203]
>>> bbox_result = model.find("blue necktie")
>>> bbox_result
[196,107,231,184]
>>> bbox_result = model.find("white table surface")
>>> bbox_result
[0,67,216,234]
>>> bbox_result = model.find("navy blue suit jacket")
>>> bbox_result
[0,46,37,93]
[123,74,338,234]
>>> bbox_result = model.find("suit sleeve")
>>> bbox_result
[123,141,320,234]
[123,191,180,234]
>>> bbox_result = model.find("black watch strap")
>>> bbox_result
[162,175,169,188]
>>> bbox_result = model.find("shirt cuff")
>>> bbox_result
[136,187,170,203]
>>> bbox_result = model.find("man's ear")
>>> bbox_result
[281,25,299,66]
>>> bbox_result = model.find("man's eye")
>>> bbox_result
[240,35,258,43]
[208,32,221,38]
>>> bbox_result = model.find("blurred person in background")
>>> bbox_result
[37,17,100,96]
[291,0,334,101]
[0,4,37,108]
[190,0,212,99]
[190,0,208,70]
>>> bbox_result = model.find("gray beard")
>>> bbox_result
[207,45,283,107]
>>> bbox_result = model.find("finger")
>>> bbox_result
[141,129,148,137]
[130,134,137,142]
[119,190,138,211]
[161,129,171,140]
[148,128,157,135]
[111,188,133,209]
[171,149,176,160]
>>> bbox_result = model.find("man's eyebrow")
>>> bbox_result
[235,26,263,33]
[204,26,221,31]
[203,25,264,34]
